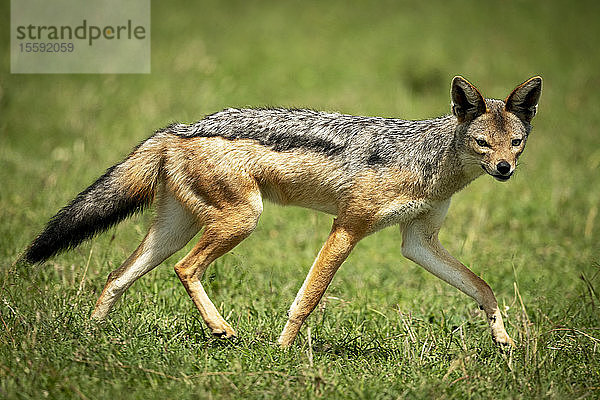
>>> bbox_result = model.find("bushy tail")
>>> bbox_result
[23,134,165,264]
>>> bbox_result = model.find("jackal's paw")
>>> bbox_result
[493,331,516,348]
[211,325,237,339]
[90,310,108,323]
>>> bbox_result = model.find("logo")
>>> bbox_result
[11,0,150,74]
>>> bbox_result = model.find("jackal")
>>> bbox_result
[23,76,542,347]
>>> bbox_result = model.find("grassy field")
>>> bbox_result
[1,0,600,398]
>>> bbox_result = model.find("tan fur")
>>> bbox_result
[161,136,349,216]
[116,136,164,201]
[341,168,426,233]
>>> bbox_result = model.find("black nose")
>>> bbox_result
[496,161,511,175]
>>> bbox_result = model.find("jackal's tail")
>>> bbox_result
[23,134,166,264]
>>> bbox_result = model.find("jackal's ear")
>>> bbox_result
[451,76,487,123]
[505,76,542,124]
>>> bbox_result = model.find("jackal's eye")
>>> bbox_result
[475,138,490,148]
[511,138,522,146]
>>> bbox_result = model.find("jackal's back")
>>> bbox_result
[166,108,456,177]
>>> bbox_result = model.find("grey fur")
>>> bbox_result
[167,107,461,185]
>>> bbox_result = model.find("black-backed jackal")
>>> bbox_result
[23,76,542,347]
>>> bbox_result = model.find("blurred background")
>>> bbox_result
[1,0,599,397]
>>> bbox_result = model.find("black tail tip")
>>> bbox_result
[21,241,54,265]
[21,253,41,265]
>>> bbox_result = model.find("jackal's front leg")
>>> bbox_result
[278,223,362,348]
[401,216,514,346]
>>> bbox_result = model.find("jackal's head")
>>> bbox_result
[451,76,542,182]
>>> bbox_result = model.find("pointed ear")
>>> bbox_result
[451,76,487,123]
[505,76,542,124]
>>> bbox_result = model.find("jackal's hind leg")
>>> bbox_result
[173,196,262,338]
[91,191,199,321]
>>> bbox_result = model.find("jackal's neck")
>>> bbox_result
[421,117,484,200]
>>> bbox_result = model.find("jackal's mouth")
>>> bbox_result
[482,165,512,182]
[491,174,512,182]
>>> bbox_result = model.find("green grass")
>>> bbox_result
[1,0,600,398]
